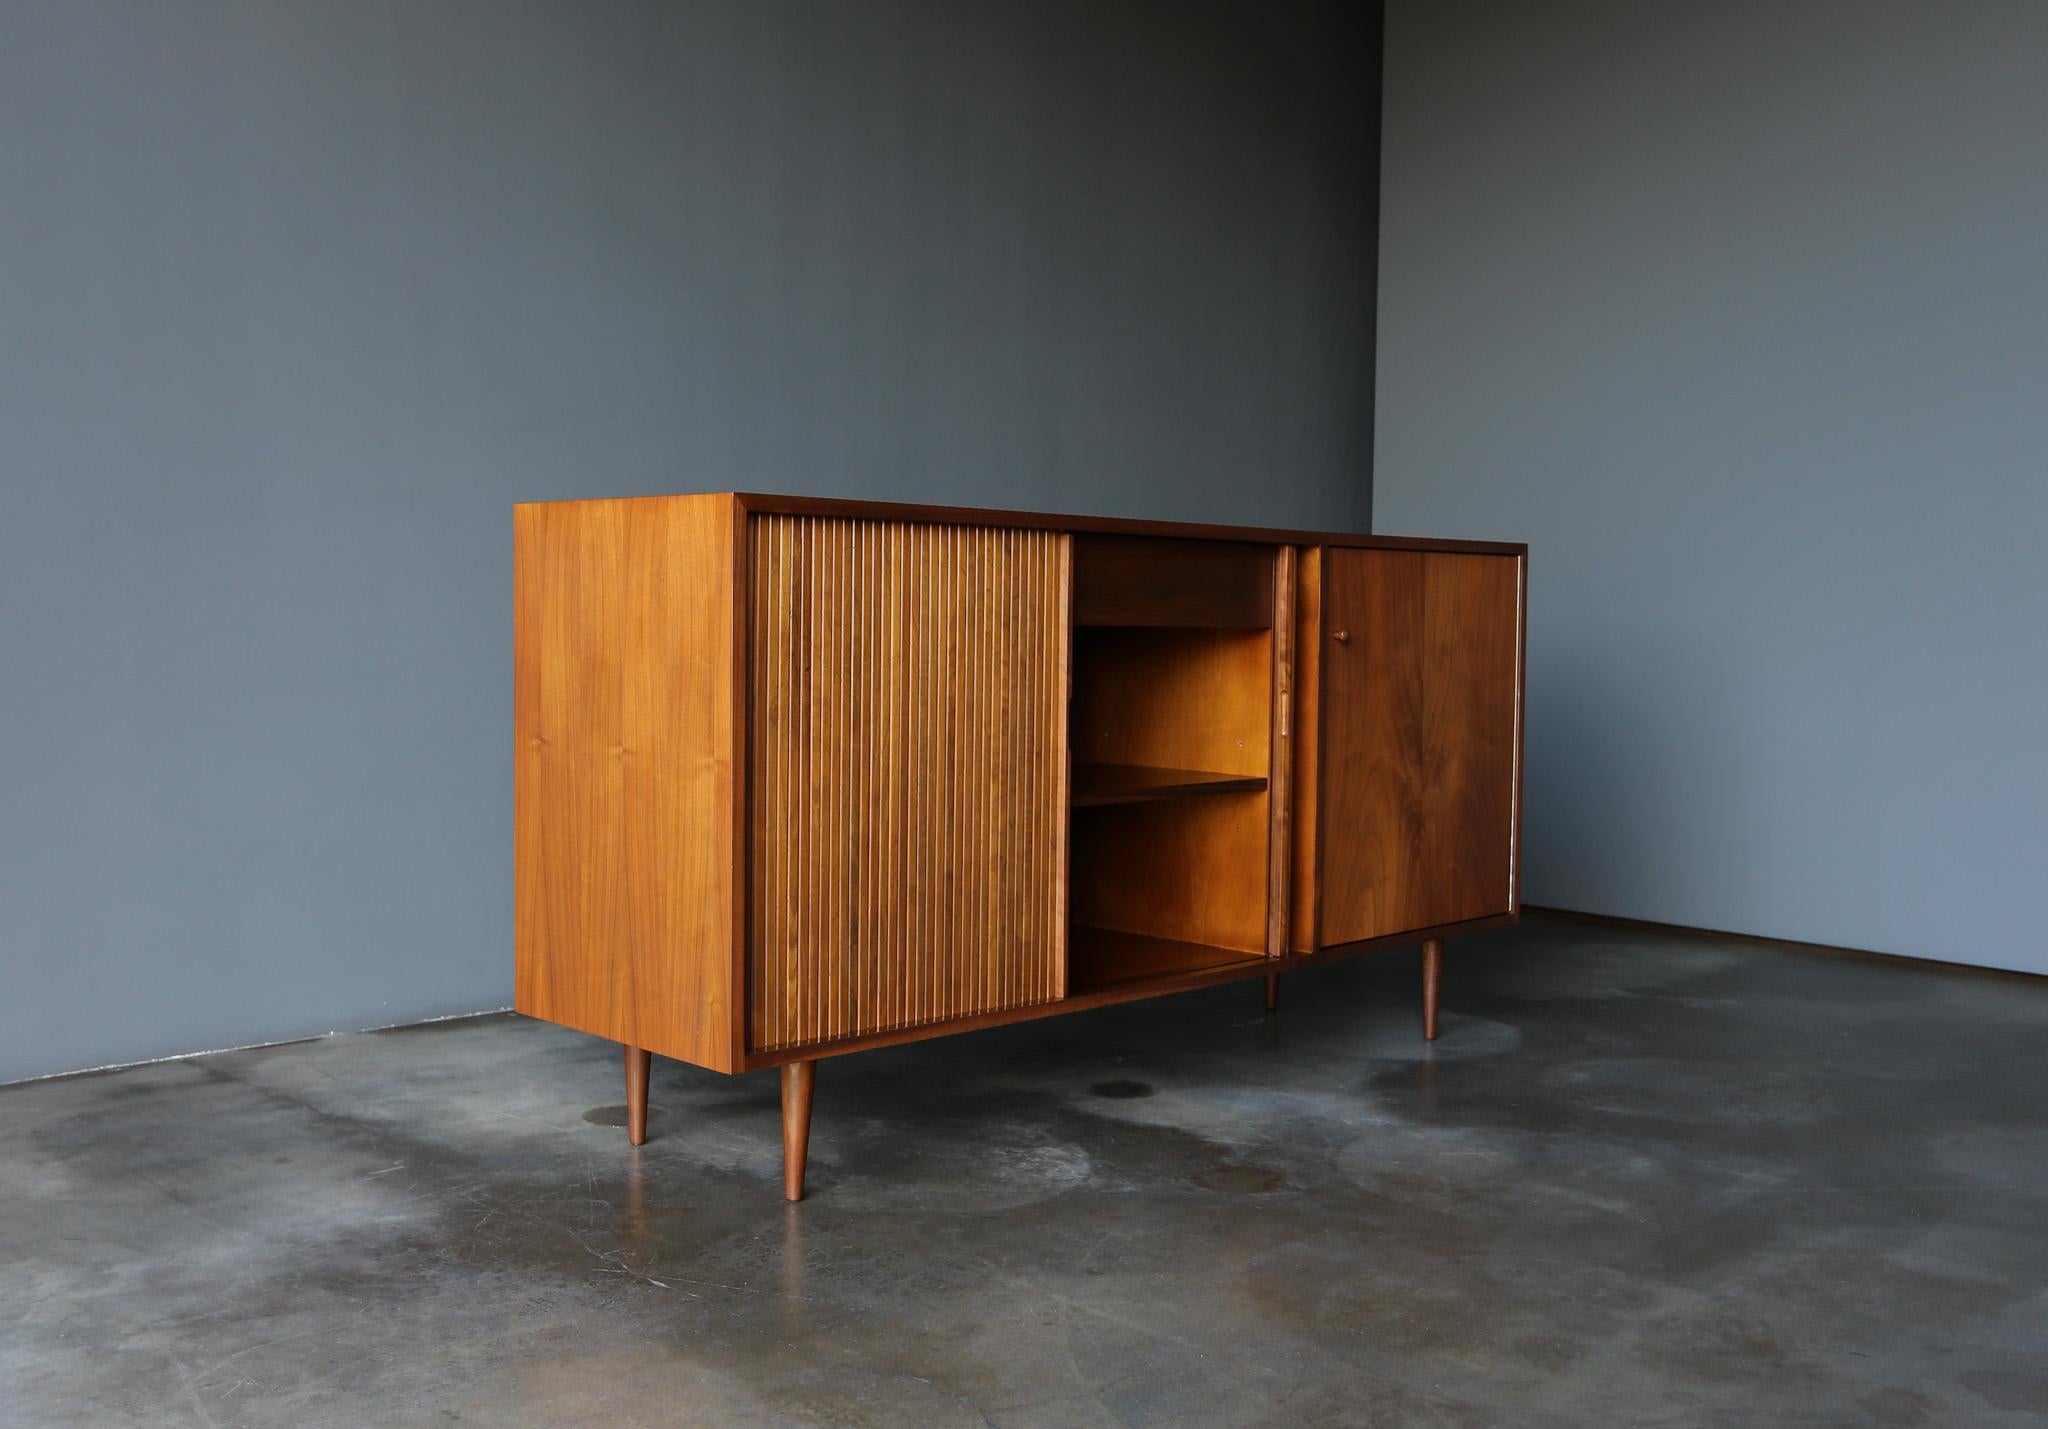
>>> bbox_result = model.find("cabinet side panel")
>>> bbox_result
[514,495,740,1072]
[749,516,1066,1053]
[1318,550,1520,946]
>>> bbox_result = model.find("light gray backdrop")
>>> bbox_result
[1375,0,2047,971]
[0,0,1380,1082]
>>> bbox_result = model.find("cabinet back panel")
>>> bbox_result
[1071,535,1274,629]
[749,516,1069,1053]
[1068,624,1277,955]
[1070,628,1272,777]
[1071,795,1271,954]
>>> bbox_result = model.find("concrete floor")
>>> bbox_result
[3,915,2046,1427]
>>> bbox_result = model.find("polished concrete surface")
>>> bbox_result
[4,913,2046,1427]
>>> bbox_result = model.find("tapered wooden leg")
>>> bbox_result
[781,1061,815,1202]
[624,1044,651,1146]
[1264,972,1279,1012]
[1422,939,1444,1041]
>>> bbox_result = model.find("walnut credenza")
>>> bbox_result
[515,493,1526,1199]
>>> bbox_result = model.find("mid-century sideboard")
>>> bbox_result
[515,493,1525,1199]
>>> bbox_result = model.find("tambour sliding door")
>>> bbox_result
[747,515,1070,1053]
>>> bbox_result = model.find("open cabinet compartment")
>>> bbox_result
[1065,536,1290,994]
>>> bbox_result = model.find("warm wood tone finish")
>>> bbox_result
[1072,796,1271,954]
[1071,763,1267,806]
[1289,547,1323,953]
[1068,926,1265,993]
[1069,625,1278,952]
[1422,939,1444,1041]
[1317,550,1524,947]
[1265,547,1296,958]
[514,494,743,1073]
[748,515,1068,1053]
[1072,535,1275,628]
[747,911,1517,1070]
[1511,553,1529,909]
[624,1045,651,1146]
[513,494,1525,1196]
[780,1062,815,1202]
[1071,628,1272,776]
[731,491,1524,555]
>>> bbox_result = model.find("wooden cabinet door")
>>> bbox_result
[747,515,1070,1053]
[1317,549,1523,947]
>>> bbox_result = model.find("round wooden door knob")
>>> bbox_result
[1332,628,1351,643]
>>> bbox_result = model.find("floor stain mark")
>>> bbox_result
[1089,1080,1155,1100]
[1192,1164,1289,1194]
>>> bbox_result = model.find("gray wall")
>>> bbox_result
[1376,1,2048,971]
[0,0,1379,1083]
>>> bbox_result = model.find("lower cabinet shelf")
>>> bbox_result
[1070,761,1268,807]
[1067,925,1268,994]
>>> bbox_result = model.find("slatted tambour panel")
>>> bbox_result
[749,515,1069,1053]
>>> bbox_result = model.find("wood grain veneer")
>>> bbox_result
[1071,795,1271,954]
[748,515,1068,1053]
[1072,534,1275,628]
[512,493,1528,1198]
[1317,549,1523,946]
[1265,546,1296,957]
[1070,625,1276,955]
[1068,926,1265,993]
[1070,763,1268,806]
[1070,628,1272,776]
[514,493,744,1073]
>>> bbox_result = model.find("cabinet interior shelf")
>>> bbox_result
[1068,925,1268,994]
[1070,761,1267,808]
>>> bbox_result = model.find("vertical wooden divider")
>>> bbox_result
[1267,547,1297,958]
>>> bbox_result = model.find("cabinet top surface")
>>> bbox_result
[513,492,1526,556]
